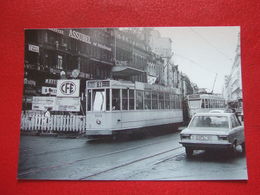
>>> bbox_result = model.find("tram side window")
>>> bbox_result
[159,93,164,109]
[205,99,209,108]
[173,95,176,109]
[112,89,120,110]
[152,92,158,109]
[144,91,151,109]
[179,95,182,109]
[170,94,173,109]
[136,90,143,110]
[176,95,179,109]
[165,93,170,109]
[87,89,91,111]
[129,89,135,110]
[177,95,181,109]
[171,94,175,109]
[122,89,128,110]
[201,99,205,108]
[106,89,110,111]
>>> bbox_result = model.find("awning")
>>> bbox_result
[112,65,145,77]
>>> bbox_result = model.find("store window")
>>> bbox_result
[57,55,63,69]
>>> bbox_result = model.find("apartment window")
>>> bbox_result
[57,55,63,69]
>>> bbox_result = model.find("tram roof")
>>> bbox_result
[86,79,181,94]
[187,93,224,99]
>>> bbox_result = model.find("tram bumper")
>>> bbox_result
[86,129,113,136]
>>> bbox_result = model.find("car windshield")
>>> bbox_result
[189,116,229,129]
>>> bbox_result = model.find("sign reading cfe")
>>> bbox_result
[57,80,80,97]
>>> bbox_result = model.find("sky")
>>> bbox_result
[155,26,240,94]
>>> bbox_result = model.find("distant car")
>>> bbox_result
[179,113,245,157]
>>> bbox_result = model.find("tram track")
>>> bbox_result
[18,135,182,177]
[79,146,183,180]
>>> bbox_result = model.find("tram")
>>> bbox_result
[85,79,183,137]
[186,93,226,119]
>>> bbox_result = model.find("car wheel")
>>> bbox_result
[241,143,246,153]
[229,141,237,155]
[185,147,193,157]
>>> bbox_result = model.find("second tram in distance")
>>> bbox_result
[85,79,183,138]
[187,93,226,119]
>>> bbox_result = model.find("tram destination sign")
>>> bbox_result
[87,80,110,88]
[57,79,80,97]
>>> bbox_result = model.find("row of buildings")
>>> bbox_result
[223,33,243,108]
[23,28,196,110]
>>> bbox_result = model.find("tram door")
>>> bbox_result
[111,88,122,130]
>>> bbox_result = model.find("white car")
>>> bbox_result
[179,113,245,157]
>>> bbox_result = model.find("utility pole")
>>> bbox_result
[211,73,217,94]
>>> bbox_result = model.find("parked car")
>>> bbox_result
[179,113,245,157]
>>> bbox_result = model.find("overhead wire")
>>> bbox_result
[188,27,234,62]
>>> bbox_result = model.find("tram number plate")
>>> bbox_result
[196,135,211,141]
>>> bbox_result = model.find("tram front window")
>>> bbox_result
[92,89,106,111]
[189,99,201,109]
[87,90,91,111]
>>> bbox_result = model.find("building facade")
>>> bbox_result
[24,28,114,109]
[224,33,242,102]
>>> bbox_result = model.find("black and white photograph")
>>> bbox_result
[18,27,247,180]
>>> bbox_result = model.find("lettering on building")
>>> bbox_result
[69,30,91,44]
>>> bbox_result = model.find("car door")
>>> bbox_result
[233,115,245,144]
[229,115,244,145]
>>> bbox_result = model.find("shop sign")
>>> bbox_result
[45,79,57,85]
[115,60,128,66]
[50,68,61,74]
[32,96,56,111]
[49,28,64,35]
[55,97,80,112]
[32,96,80,112]
[69,30,91,44]
[57,80,80,97]
[28,44,39,53]
[24,78,36,86]
[41,86,57,95]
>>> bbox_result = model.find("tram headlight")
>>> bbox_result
[96,119,101,125]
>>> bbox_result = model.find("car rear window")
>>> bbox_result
[189,116,229,128]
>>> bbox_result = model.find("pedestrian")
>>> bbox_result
[44,108,51,118]
[43,108,51,132]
